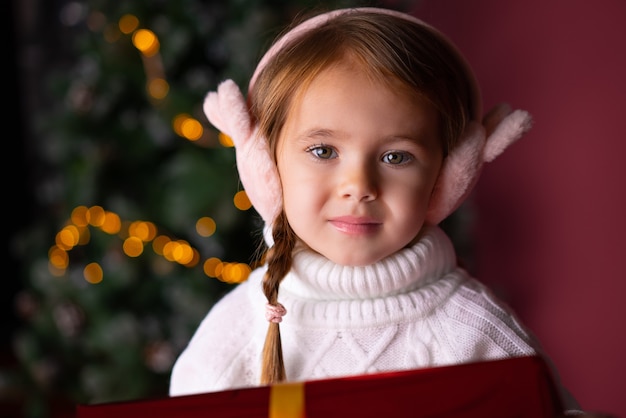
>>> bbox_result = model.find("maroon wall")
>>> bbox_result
[412,0,626,416]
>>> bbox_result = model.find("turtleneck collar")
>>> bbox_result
[280,225,457,301]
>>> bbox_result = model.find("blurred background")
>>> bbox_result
[3,0,625,417]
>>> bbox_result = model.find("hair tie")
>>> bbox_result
[265,303,287,323]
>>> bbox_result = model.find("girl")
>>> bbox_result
[170,7,581,414]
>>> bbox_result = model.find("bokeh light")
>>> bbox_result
[196,217,216,237]
[123,236,144,257]
[132,29,160,57]
[118,14,139,34]
[147,78,169,100]
[84,263,103,284]
[218,132,234,147]
[233,191,252,211]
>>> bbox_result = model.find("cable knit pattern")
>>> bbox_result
[169,226,544,397]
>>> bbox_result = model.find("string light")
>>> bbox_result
[48,205,252,284]
[196,217,217,237]
[84,263,103,284]
[172,113,204,141]
[46,15,258,285]
[233,191,252,211]
[218,132,234,147]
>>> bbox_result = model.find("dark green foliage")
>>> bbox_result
[8,0,385,416]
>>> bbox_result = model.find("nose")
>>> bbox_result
[337,161,378,202]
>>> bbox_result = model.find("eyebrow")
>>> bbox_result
[295,128,429,148]
[296,128,337,140]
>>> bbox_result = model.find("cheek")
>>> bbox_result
[280,180,299,214]
[281,173,317,210]
[280,178,315,240]
[387,178,438,230]
[278,166,307,213]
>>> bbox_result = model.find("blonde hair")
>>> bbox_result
[249,9,476,385]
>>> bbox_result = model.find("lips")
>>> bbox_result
[328,216,382,235]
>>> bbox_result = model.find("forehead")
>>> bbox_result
[282,62,441,150]
[294,53,425,109]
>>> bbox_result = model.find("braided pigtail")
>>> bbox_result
[260,211,296,385]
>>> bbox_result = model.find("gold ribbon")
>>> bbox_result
[268,381,306,418]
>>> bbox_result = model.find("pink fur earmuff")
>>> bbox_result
[203,7,532,227]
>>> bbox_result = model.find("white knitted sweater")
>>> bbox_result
[169,225,549,397]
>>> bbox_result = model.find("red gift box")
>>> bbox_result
[76,355,564,418]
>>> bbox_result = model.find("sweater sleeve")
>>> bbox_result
[169,269,267,396]
[436,272,582,414]
[436,275,537,361]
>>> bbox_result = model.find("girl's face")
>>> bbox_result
[276,62,443,266]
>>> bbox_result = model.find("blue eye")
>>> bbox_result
[307,145,337,160]
[382,151,412,165]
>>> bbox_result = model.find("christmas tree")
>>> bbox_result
[6,1,378,417]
